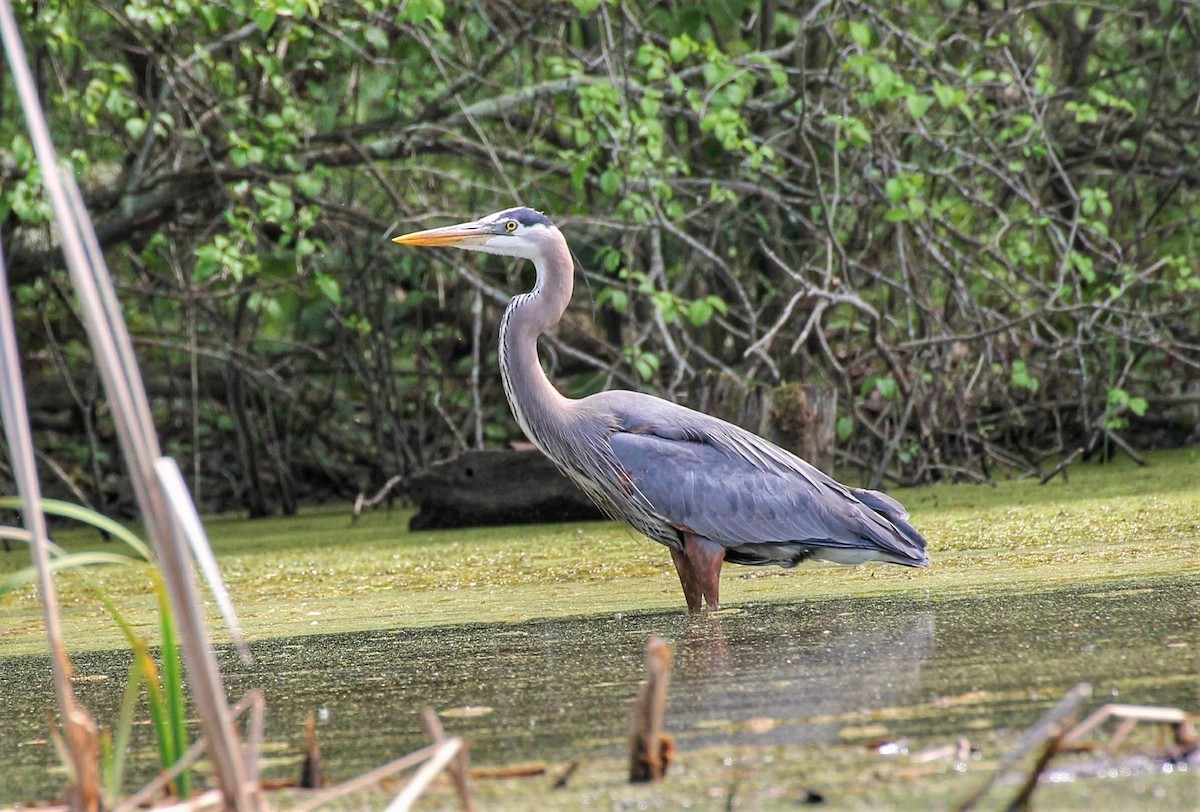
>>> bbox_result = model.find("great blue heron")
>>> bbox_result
[392,207,928,612]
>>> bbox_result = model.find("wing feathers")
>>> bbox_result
[608,422,928,566]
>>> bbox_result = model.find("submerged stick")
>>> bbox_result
[955,682,1091,812]
[353,475,404,523]
[629,636,675,782]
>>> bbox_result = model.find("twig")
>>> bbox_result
[354,475,406,523]
[1060,703,1196,758]
[142,789,225,812]
[1039,446,1086,484]
[1101,429,1149,467]
[1005,723,1069,812]
[469,763,546,779]
[550,759,580,789]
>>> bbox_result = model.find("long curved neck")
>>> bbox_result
[498,231,574,448]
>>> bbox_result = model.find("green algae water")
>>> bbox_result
[1,576,1196,806]
[1,449,1198,807]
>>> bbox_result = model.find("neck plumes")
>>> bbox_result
[498,231,574,450]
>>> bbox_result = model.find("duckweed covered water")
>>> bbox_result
[1,449,1198,807]
[1,576,1196,806]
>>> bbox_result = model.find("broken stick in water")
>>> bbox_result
[1060,703,1197,760]
[300,712,326,789]
[955,682,1091,812]
[629,635,675,782]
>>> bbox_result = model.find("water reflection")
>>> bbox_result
[0,576,1195,802]
[671,604,936,749]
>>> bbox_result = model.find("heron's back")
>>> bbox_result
[548,390,929,568]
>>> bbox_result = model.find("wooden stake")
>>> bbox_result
[629,636,675,782]
[300,712,326,789]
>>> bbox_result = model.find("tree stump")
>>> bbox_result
[688,371,838,474]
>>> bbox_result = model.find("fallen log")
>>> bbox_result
[407,449,606,531]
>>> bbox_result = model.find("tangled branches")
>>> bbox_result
[3,0,1198,512]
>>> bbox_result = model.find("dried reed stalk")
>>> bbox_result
[0,1,253,806]
[0,226,99,809]
[383,739,465,812]
[288,743,442,812]
[421,708,478,811]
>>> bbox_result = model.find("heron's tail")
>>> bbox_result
[853,487,930,566]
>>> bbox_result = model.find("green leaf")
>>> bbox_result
[1011,360,1039,393]
[1,552,141,596]
[848,21,872,48]
[294,173,323,197]
[364,25,389,50]
[599,169,621,196]
[570,157,591,192]
[398,0,445,25]
[686,299,714,326]
[125,117,148,140]
[905,92,933,119]
[1128,397,1148,417]
[836,416,854,443]
[0,497,152,560]
[933,82,959,108]
[314,274,340,305]
[251,8,276,32]
[668,36,693,64]
[1069,253,1096,284]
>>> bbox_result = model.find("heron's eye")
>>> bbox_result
[505,220,518,232]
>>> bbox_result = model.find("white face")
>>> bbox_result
[391,209,554,261]
[466,211,547,260]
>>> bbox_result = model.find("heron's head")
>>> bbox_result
[391,207,557,261]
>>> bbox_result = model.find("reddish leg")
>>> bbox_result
[684,534,725,611]
[670,547,703,613]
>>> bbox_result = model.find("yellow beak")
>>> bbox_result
[391,220,492,247]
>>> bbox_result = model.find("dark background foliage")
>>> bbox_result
[2,0,1198,517]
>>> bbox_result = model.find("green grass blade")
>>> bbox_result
[0,552,141,596]
[104,656,146,804]
[0,496,153,561]
[156,584,190,798]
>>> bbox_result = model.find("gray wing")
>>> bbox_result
[607,419,928,566]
